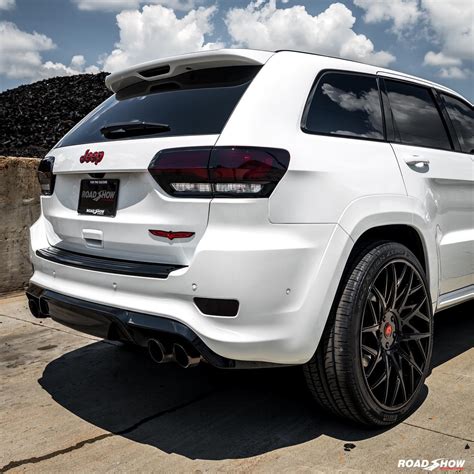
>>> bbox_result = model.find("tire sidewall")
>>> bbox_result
[344,243,433,425]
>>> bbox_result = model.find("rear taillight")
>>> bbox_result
[37,156,56,195]
[148,147,290,198]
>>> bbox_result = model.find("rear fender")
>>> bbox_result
[337,194,438,306]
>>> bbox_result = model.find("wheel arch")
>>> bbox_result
[349,224,427,275]
[337,195,439,306]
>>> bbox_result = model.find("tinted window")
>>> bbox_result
[385,80,451,150]
[57,66,260,148]
[304,72,384,140]
[441,94,474,153]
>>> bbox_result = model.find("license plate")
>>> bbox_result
[78,179,119,217]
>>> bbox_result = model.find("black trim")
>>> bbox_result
[36,247,185,279]
[139,64,171,78]
[194,297,239,317]
[25,284,285,370]
[379,77,397,142]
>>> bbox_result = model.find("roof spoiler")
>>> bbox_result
[105,49,274,94]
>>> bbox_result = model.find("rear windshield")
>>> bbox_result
[56,66,261,148]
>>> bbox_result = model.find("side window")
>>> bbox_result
[304,72,384,140]
[441,94,474,154]
[385,80,452,150]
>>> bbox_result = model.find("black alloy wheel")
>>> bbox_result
[360,260,432,409]
[304,242,434,426]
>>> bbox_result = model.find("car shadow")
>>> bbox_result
[38,301,472,460]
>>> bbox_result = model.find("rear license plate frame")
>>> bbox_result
[78,179,120,217]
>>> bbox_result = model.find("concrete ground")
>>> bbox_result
[0,294,472,473]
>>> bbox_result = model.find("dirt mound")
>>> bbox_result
[0,73,112,158]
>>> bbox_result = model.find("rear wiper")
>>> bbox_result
[100,121,171,138]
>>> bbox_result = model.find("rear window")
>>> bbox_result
[303,72,384,141]
[57,66,260,148]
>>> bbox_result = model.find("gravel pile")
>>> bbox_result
[0,73,112,158]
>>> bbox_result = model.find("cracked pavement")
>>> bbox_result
[0,294,472,473]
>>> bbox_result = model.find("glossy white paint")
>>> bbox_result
[30,49,473,364]
[105,49,273,93]
[390,143,474,294]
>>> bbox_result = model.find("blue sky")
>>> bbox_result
[0,0,472,100]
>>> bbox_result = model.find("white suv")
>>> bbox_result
[27,49,473,426]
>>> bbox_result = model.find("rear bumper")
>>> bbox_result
[36,246,185,278]
[29,210,353,365]
[26,283,276,369]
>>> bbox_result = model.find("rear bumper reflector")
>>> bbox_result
[194,297,239,317]
[36,247,186,279]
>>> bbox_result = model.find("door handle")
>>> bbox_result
[405,158,430,170]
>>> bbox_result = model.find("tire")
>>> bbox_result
[304,241,433,426]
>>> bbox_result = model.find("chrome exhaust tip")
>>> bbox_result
[148,339,173,364]
[28,297,41,318]
[172,343,202,369]
[39,298,50,317]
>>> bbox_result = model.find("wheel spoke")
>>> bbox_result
[366,347,383,378]
[362,344,378,358]
[399,348,424,376]
[390,353,407,404]
[371,285,387,313]
[401,332,431,342]
[416,311,430,323]
[396,264,407,293]
[390,376,401,406]
[389,264,398,308]
[408,282,423,296]
[370,370,387,390]
[415,339,427,362]
[402,296,428,323]
[362,323,379,334]
[383,352,392,405]
[396,265,412,308]
[367,296,379,325]
[384,268,390,305]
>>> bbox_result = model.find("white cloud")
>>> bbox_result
[422,0,473,63]
[225,1,395,66]
[423,51,461,67]
[354,0,421,33]
[0,0,15,10]
[438,66,469,80]
[73,0,197,12]
[354,0,473,78]
[102,4,222,72]
[422,0,473,78]
[0,22,98,81]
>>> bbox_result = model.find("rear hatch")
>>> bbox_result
[42,51,271,265]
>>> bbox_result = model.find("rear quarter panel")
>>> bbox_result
[216,52,406,224]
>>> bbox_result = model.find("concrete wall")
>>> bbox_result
[0,156,41,295]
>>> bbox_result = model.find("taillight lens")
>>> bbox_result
[37,156,56,195]
[148,146,290,198]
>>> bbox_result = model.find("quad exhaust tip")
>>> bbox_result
[28,297,40,318]
[172,343,202,369]
[28,296,49,318]
[147,339,202,368]
[147,338,174,364]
